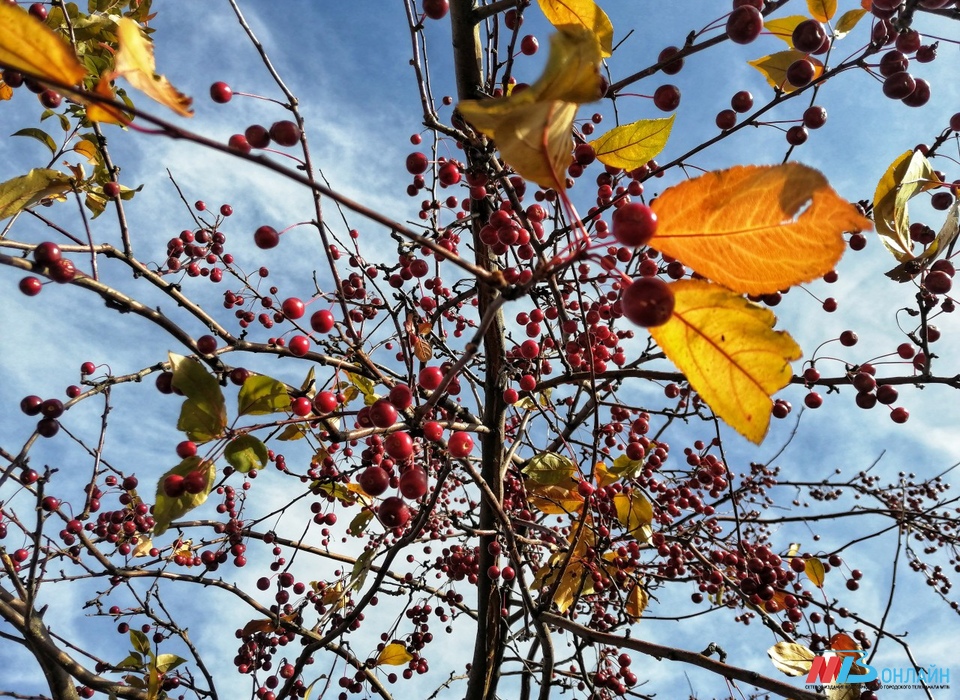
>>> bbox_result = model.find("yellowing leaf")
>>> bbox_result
[593,461,619,488]
[0,4,86,90]
[829,632,859,652]
[807,0,837,22]
[376,642,413,666]
[589,115,674,170]
[224,435,268,474]
[170,353,227,442]
[625,582,649,621]
[538,0,614,57]
[649,280,802,444]
[152,458,216,537]
[767,642,815,676]
[237,374,291,415]
[764,16,806,47]
[805,557,826,587]
[527,482,584,515]
[874,149,941,264]
[12,127,57,155]
[887,201,960,281]
[73,137,100,164]
[523,451,576,485]
[0,169,73,220]
[132,538,153,557]
[834,9,867,38]
[649,163,870,294]
[607,453,644,479]
[533,27,605,103]
[112,18,193,116]
[0,81,12,101]
[748,51,824,94]
[612,491,653,541]
[347,372,378,405]
[85,76,132,125]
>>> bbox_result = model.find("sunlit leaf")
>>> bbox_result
[807,0,837,21]
[829,632,859,652]
[805,557,826,587]
[170,354,227,441]
[624,582,649,621]
[152,457,216,536]
[834,9,867,38]
[612,491,653,541]
[649,163,871,294]
[593,461,619,488]
[224,435,269,474]
[767,642,815,676]
[527,481,584,515]
[237,374,291,416]
[763,16,806,47]
[170,353,222,402]
[376,642,413,667]
[132,538,153,557]
[0,169,73,220]
[538,0,614,57]
[85,76,132,125]
[0,4,86,89]
[176,399,225,442]
[348,508,374,537]
[277,424,308,441]
[887,201,960,281]
[0,81,12,101]
[111,18,193,116]
[786,542,802,557]
[154,654,186,674]
[649,280,802,444]
[533,28,605,103]
[12,128,57,155]
[73,136,100,164]
[607,453,644,479]
[874,149,942,265]
[827,684,862,700]
[240,618,278,637]
[522,451,576,485]
[589,115,674,170]
[347,372,378,405]
[748,51,824,94]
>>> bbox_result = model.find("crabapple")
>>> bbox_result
[183,470,207,494]
[313,391,338,414]
[447,431,473,458]
[269,120,301,147]
[281,297,305,319]
[163,474,186,498]
[288,335,310,357]
[358,466,390,496]
[176,441,197,458]
[418,366,444,391]
[621,277,675,327]
[612,202,658,247]
[378,497,411,528]
[210,81,232,103]
[369,398,399,428]
[385,431,415,460]
[422,0,449,20]
[310,309,335,333]
[254,226,280,249]
[399,465,428,499]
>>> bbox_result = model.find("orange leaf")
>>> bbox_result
[648,280,802,444]
[649,163,871,294]
[807,0,837,21]
[829,633,859,653]
[589,115,674,171]
[240,618,278,637]
[112,18,193,116]
[0,4,86,89]
[748,51,823,94]
[85,76,131,125]
[0,81,12,101]
[527,481,584,515]
[624,582,649,621]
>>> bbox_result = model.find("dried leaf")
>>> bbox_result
[240,618,278,637]
[612,491,653,541]
[152,457,216,536]
[649,280,802,444]
[0,169,73,220]
[0,4,86,89]
[805,557,826,587]
[376,642,413,666]
[768,642,815,676]
[649,163,870,294]
[589,115,674,170]
[538,0,613,57]
[748,51,824,94]
[807,0,837,22]
[224,435,269,474]
[132,538,153,557]
[111,18,193,116]
[523,452,576,485]
[834,9,867,38]
[413,336,433,362]
[237,374,291,415]
[763,16,806,47]
[0,81,12,101]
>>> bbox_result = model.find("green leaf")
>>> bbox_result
[129,629,152,657]
[348,509,374,537]
[237,374,291,416]
[0,169,73,220]
[589,115,674,171]
[11,128,57,155]
[608,454,644,479]
[177,398,226,442]
[347,372,378,406]
[277,424,308,441]
[224,435,268,474]
[117,652,144,669]
[169,352,223,403]
[522,452,576,485]
[349,548,376,592]
[169,353,227,441]
[154,654,186,674]
[152,457,216,537]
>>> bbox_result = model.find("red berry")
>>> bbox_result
[163,474,185,498]
[313,391,338,414]
[245,124,271,149]
[890,406,909,423]
[254,226,280,249]
[183,469,208,494]
[358,466,390,496]
[210,81,233,103]
[388,384,414,410]
[269,120,301,147]
[228,134,250,153]
[19,276,43,296]
[196,335,218,355]
[288,335,310,357]
[21,395,43,416]
[612,202,658,247]
[726,5,763,45]
[422,0,449,20]
[291,396,313,417]
[399,465,428,499]
[378,497,411,528]
[652,84,681,112]
[406,152,429,175]
[520,35,539,56]
[418,366,444,391]
[925,270,952,294]
[422,421,444,442]
[369,399,399,428]
[447,431,474,458]
[310,309,335,333]
[48,258,76,283]
[281,297,305,319]
[620,277,675,327]
[34,241,62,266]
[385,431,415,460]
[176,441,197,459]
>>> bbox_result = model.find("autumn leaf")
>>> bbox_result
[589,115,674,170]
[0,81,12,101]
[110,18,193,117]
[0,3,86,90]
[237,374,291,415]
[807,0,837,21]
[649,163,871,295]
[169,353,227,442]
[606,453,644,480]
[376,642,413,666]
[763,16,806,47]
[538,0,614,57]
[527,481,585,515]
[85,76,132,125]
[523,452,576,485]
[768,642,815,676]
[152,457,216,536]
[887,201,960,281]
[224,435,269,474]
[749,51,823,94]
[649,280,801,444]
[0,169,73,220]
[612,491,653,541]
[805,557,826,587]
[11,128,57,156]
[873,149,940,263]
[835,9,867,38]
[624,582,649,621]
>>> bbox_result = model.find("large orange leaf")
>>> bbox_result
[807,0,837,22]
[748,50,823,94]
[649,280,802,444]
[538,0,613,57]
[589,115,673,170]
[0,3,86,89]
[111,18,193,116]
[649,163,871,294]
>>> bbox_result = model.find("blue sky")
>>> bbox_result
[2,1,960,698]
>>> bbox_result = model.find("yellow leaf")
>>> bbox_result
[593,461,619,488]
[649,163,871,294]
[589,115,674,171]
[523,451,576,485]
[767,642,815,676]
[534,28,605,103]
[527,481,584,515]
[538,0,614,57]
[805,557,825,587]
[887,201,960,281]
[0,81,12,101]
[763,16,807,47]
[85,76,132,125]
[834,9,867,38]
[807,0,837,22]
[874,149,941,265]
[132,538,153,557]
[112,18,193,116]
[748,51,823,94]
[0,169,73,220]
[376,642,413,666]
[0,4,86,90]
[612,491,653,541]
[649,280,802,444]
[625,582,648,621]
[73,138,100,164]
